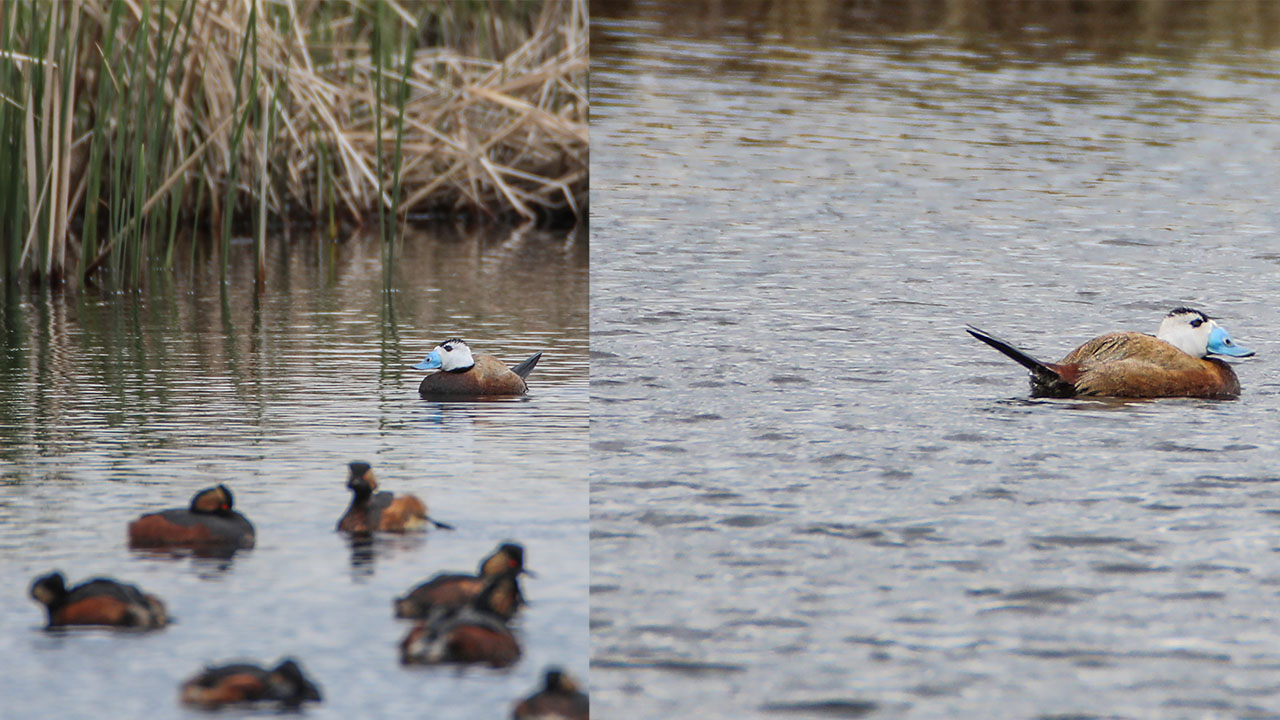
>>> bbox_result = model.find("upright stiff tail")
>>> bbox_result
[511,351,542,380]
[965,324,1075,397]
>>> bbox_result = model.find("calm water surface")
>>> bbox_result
[592,2,1280,717]
[0,224,587,718]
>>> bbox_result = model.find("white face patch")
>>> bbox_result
[434,340,475,371]
[1156,310,1213,358]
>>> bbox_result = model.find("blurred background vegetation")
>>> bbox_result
[0,0,587,288]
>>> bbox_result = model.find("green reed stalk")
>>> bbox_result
[221,1,258,282]
[314,134,337,240]
[106,5,149,285]
[391,28,413,241]
[255,76,279,288]
[78,0,124,282]
[373,0,387,253]
[0,2,23,279]
[30,0,52,281]
[157,0,199,274]
[21,0,51,281]
[49,0,82,285]
[143,0,193,280]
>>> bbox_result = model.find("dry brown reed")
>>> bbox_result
[2,0,587,287]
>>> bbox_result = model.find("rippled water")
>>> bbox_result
[0,224,587,718]
[592,3,1280,717]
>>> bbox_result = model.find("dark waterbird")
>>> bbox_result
[128,484,255,551]
[399,570,523,667]
[29,571,167,630]
[180,657,321,709]
[395,542,529,620]
[337,461,453,533]
[513,667,589,720]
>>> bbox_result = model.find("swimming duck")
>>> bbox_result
[414,338,542,397]
[967,307,1254,399]
[399,570,523,668]
[180,658,322,709]
[29,571,168,630]
[394,542,528,620]
[337,461,452,533]
[128,484,255,550]
[513,668,590,720]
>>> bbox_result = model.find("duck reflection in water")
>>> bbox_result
[967,307,1254,399]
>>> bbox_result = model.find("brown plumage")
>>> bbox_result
[1054,332,1241,398]
[128,484,255,550]
[394,542,527,619]
[180,658,321,709]
[514,668,590,720]
[967,309,1252,399]
[399,571,522,668]
[418,353,539,397]
[400,616,521,668]
[29,571,167,629]
[337,462,445,533]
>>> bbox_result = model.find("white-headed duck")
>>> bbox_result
[414,338,542,397]
[968,307,1254,399]
[336,461,453,533]
[128,484,255,550]
[394,542,529,620]
[29,571,168,630]
[180,658,322,709]
[513,668,589,720]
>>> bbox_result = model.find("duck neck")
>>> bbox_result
[348,486,373,508]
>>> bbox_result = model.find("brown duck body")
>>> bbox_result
[968,309,1252,400]
[336,462,431,533]
[30,572,168,629]
[180,659,322,709]
[399,610,521,668]
[418,354,536,397]
[337,490,427,533]
[395,543,526,619]
[399,570,524,667]
[514,670,589,720]
[128,485,255,550]
[1047,332,1241,399]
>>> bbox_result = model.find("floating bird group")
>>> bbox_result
[27,340,579,715]
[31,459,583,716]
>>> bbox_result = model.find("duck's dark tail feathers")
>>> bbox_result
[511,352,542,380]
[965,324,1075,397]
[965,325,1048,374]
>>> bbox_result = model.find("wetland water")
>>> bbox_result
[592,2,1280,717]
[0,224,587,718]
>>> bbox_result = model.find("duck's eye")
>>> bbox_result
[442,345,452,352]
[1190,318,1203,328]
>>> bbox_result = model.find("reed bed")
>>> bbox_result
[0,0,588,288]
